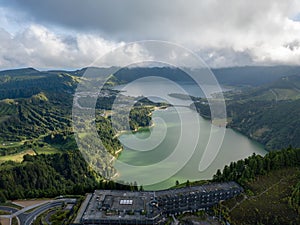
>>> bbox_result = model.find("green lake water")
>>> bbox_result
[113,80,267,190]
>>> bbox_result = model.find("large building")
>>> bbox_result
[74,182,243,225]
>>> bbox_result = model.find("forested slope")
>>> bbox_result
[213,147,300,225]
[194,74,300,150]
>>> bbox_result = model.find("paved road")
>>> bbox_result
[44,209,56,225]
[1,198,76,225]
[20,201,63,225]
[0,206,18,214]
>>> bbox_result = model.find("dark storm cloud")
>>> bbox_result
[4,0,171,40]
[0,0,300,68]
[5,0,292,41]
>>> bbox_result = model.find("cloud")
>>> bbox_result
[0,25,124,69]
[1,0,300,68]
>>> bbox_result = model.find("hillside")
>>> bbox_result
[227,74,300,101]
[2,66,300,152]
[113,65,300,87]
[226,167,300,225]
[227,99,300,150]
[0,150,139,202]
[194,74,300,150]
[0,68,79,100]
[0,67,300,202]
[212,147,300,225]
[213,65,300,87]
[0,67,157,201]
[227,74,300,150]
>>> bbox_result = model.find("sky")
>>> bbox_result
[1,0,300,69]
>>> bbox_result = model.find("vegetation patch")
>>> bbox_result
[0,149,36,163]
[212,147,300,225]
[226,168,300,225]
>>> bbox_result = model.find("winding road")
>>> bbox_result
[0,198,76,225]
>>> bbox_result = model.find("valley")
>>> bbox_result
[0,66,300,224]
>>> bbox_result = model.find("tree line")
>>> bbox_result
[213,147,300,184]
[213,147,300,213]
[0,151,139,203]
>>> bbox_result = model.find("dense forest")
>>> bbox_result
[0,68,78,100]
[212,147,300,224]
[0,68,157,203]
[227,99,300,150]
[193,74,300,150]
[213,147,300,185]
[290,181,300,214]
[0,151,141,202]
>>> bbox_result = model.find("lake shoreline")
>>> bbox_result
[110,105,166,180]
[113,105,267,190]
[113,105,167,139]
[110,82,266,189]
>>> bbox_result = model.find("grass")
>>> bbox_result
[251,88,300,101]
[272,88,300,100]
[35,208,55,225]
[0,202,23,210]
[0,210,10,215]
[224,167,300,225]
[0,141,62,163]
[0,149,36,162]
[0,115,11,123]
[34,144,61,155]
[12,217,18,225]
[0,102,17,115]
[172,180,209,189]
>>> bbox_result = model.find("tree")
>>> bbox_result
[213,169,222,181]
[186,180,190,187]
[0,191,6,203]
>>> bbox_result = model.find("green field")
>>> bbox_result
[34,147,61,155]
[0,149,36,162]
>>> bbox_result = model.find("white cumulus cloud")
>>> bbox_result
[0,25,124,69]
[1,0,300,68]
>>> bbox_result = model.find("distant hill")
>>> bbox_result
[212,65,300,86]
[194,73,300,150]
[228,74,300,101]
[0,67,40,76]
[0,68,79,100]
[2,65,299,91]
[1,66,300,151]
[112,65,300,87]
